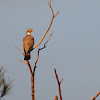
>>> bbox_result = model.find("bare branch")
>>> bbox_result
[54,68,63,100]
[33,1,59,49]
[44,31,53,46]
[33,32,53,73]
[19,60,28,64]
[33,48,40,74]
[91,91,100,100]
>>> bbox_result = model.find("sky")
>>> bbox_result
[0,0,100,100]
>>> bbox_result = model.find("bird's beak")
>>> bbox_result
[32,30,34,32]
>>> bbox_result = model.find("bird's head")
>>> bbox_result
[26,28,34,35]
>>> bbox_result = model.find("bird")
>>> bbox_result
[23,28,34,60]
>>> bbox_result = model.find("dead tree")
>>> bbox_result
[16,1,59,100]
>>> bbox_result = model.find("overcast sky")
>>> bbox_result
[0,0,100,100]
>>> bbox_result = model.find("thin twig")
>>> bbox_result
[60,79,63,84]
[44,31,53,46]
[91,91,100,100]
[19,60,28,64]
[33,48,40,74]
[54,12,59,17]
[54,68,63,100]
[48,1,54,17]
[33,1,59,49]
[15,46,24,56]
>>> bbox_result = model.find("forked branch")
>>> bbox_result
[15,47,33,76]
[33,1,59,49]
[33,32,53,74]
[54,68,63,100]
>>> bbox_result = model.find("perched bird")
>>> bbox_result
[23,28,34,60]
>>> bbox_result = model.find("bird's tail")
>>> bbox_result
[24,53,30,60]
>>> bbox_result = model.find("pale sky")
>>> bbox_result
[0,0,100,100]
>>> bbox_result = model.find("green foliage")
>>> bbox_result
[0,67,13,99]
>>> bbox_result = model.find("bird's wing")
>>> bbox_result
[23,36,34,52]
[28,36,34,48]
